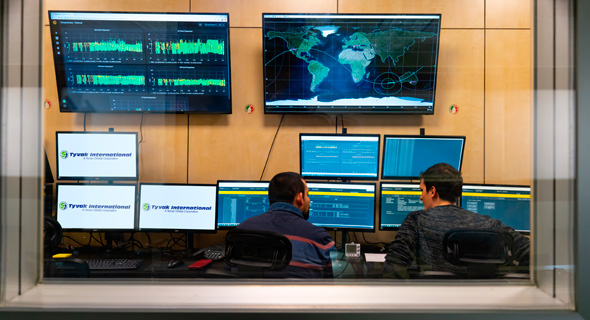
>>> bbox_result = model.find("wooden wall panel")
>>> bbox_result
[190,0,337,28]
[338,0,485,29]
[485,30,532,185]
[486,0,531,29]
[43,0,190,25]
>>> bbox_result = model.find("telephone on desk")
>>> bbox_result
[193,245,225,261]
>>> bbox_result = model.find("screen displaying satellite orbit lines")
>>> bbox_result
[300,134,380,179]
[307,182,376,231]
[49,11,231,113]
[379,183,422,229]
[461,185,531,233]
[216,181,269,228]
[263,14,441,114]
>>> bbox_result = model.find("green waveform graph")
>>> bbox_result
[76,74,146,86]
[154,78,226,87]
[71,39,143,53]
[152,39,225,56]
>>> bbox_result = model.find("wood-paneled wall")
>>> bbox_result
[42,0,532,246]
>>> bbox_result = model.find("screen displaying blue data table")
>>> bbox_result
[307,182,376,231]
[48,11,231,113]
[379,183,422,230]
[216,181,269,228]
[461,184,531,233]
[300,134,380,180]
[382,135,466,180]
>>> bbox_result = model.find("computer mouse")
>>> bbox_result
[167,259,183,268]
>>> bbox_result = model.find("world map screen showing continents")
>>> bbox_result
[263,14,441,114]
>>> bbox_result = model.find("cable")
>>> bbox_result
[341,114,344,133]
[83,112,87,131]
[138,112,144,144]
[260,114,285,180]
[362,232,389,246]
[335,115,338,133]
[62,235,87,246]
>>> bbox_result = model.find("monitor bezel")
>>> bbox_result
[262,13,442,115]
[381,134,466,180]
[137,183,218,233]
[306,181,377,232]
[378,181,421,231]
[55,183,138,232]
[56,131,139,181]
[461,183,531,234]
[48,10,232,114]
[215,180,270,230]
[299,133,381,181]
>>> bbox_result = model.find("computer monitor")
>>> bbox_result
[379,182,422,230]
[56,131,138,180]
[263,13,441,114]
[49,11,231,113]
[216,181,270,228]
[300,134,380,180]
[138,184,217,232]
[56,184,137,231]
[307,182,376,231]
[461,184,531,233]
[381,135,466,180]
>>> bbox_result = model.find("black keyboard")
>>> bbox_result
[85,258,143,270]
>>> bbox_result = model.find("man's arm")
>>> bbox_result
[383,212,420,279]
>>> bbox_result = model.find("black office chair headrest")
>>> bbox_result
[225,228,292,271]
[443,229,514,265]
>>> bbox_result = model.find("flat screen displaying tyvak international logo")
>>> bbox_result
[56,132,138,180]
[139,184,217,231]
[56,184,136,230]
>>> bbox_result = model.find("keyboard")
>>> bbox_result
[85,258,143,270]
[203,248,225,261]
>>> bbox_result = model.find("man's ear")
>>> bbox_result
[429,185,438,198]
[293,192,304,207]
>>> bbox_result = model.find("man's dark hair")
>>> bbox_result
[268,172,305,205]
[420,163,463,203]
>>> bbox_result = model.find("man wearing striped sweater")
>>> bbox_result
[237,172,336,278]
[384,163,530,279]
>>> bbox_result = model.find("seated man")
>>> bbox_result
[383,163,530,278]
[237,172,335,278]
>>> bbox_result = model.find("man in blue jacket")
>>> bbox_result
[237,172,335,278]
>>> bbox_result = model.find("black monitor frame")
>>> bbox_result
[48,11,232,114]
[138,183,218,233]
[306,181,377,232]
[56,183,138,232]
[460,183,531,235]
[299,133,381,181]
[378,181,421,231]
[262,13,442,115]
[56,131,139,181]
[216,180,270,230]
[381,134,466,180]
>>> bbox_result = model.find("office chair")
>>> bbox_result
[442,228,514,279]
[224,228,292,278]
[44,258,90,278]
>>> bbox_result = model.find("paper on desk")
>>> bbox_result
[364,253,386,262]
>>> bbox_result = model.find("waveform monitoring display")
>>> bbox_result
[300,134,380,180]
[139,184,217,232]
[379,183,422,230]
[56,184,137,231]
[263,14,441,114]
[461,184,531,233]
[49,11,231,113]
[382,135,466,180]
[307,182,376,231]
[216,181,270,228]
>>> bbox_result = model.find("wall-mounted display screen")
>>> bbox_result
[216,181,270,228]
[56,132,138,180]
[382,135,465,180]
[307,182,376,231]
[138,184,217,232]
[379,183,422,230]
[300,134,380,180]
[263,13,441,114]
[461,184,531,233]
[56,184,137,231]
[49,11,231,113]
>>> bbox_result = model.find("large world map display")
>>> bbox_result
[263,16,441,113]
